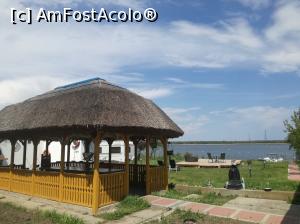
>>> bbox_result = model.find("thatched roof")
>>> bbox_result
[0,78,183,139]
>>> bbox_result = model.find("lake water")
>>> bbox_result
[167,143,295,161]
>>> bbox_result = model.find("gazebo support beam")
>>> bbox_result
[146,136,150,195]
[132,139,140,186]
[46,140,51,155]
[21,140,27,169]
[59,137,67,202]
[92,132,102,215]
[160,137,169,190]
[123,135,130,196]
[32,139,40,196]
[67,141,71,168]
[9,139,16,192]
[106,138,114,169]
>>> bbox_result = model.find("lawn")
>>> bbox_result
[169,160,300,191]
[146,209,252,224]
[0,201,84,224]
[153,189,236,205]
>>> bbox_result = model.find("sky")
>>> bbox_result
[0,0,299,141]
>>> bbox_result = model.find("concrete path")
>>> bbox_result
[288,163,300,181]
[1,189,300,224]
[144,195,300,224]
[0,190,103,224]
[104,206,167,224]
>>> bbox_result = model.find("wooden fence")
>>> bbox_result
[34,171,60,201]
[11,169,33,195]
[149,166,165,192]
[99,171,126,207]
[0,163,165,209]
[62,173,93,207]
[0,168,10,190]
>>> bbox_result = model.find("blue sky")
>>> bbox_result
[0,0,299,140]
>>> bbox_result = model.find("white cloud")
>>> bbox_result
[165,77,224,89]
[165,106,293,140]
[262,0,300,73]
[0,76,70,108]
[234,0,271,10]
[1,0,300,82]
[129,87,173,99]
[16,0,147,9]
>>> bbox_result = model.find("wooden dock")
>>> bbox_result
[177,159,242,168]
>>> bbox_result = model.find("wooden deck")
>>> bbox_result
[177,159,242,168]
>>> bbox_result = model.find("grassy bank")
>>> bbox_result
[169,161,300,191]
[0,201,84,224]
[153,190,235,205]
[146,209,252,224]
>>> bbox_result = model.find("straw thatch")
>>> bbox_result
[0,78,183,139]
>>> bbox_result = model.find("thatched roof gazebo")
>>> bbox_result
[0,78,183,214]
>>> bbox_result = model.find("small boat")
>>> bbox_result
[262,153,284,163]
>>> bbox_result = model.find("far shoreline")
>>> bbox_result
[169,140,288,145]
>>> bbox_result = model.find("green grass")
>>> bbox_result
[153,189,236,206]
[0,201,85,224]
[99,196,150,220]
[42,210,85,224]
[146,208,252,224]
[169,161,300,191]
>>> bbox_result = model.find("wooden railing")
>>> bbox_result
[0,168,10,190]
[99,171,126,207]
[0,163,165,209]
[11,169,32,195]
[149,166,165,192]
[63,173,93,207]
[129,164,146,185]
[34,171,60,201]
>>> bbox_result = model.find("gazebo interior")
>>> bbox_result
[0,78,183,214]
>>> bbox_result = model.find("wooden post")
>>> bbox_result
[133,139,139,187]
[84,139,90,153]
[106,138,114,169]
[161,137,169,190]
[9,139,16,169]
[9,139,16,191]
[92,132,102,215]
[133,140,138,165]
[59,138,67,202]
[123,135,130,196]
[46,140,51,155]
[146,136,150,194]
[22,140,27,169]
[67,141,71,168]
[32,139,39,196]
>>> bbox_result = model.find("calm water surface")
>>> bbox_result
[167,143,295,161]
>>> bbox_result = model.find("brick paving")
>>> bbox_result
[144,195,299,224]
[207,207,236,218]
[233,210,267,223]
[288,163,300,181]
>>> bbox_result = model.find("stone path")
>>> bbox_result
[1,189,300,224]
[144,195,300,224]
[0,190,103,224]
[288,163,300,181]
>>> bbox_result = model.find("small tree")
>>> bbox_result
[284,108,300,160]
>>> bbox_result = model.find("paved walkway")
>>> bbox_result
[1,189,300,224]
[144,195,300,224]
[288,163,300,181]
[0,190,102,224]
